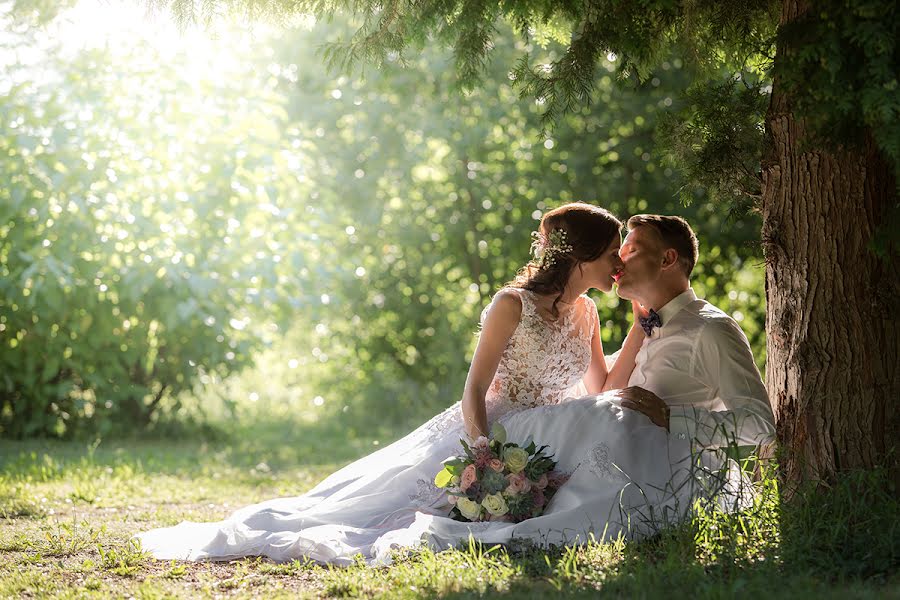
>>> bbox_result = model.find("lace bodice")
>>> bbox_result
[483,288,597,421]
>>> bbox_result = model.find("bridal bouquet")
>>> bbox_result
[434,424,569,523]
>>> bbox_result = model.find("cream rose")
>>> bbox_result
[456,497,482,521]
[481,493,509,517]
[503,447,529,473]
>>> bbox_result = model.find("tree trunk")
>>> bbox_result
[762,0,900,484]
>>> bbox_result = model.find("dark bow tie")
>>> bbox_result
[639,309,662,336]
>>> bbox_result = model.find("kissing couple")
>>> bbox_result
[136,202,775,565]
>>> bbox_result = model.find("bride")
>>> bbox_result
[135,202,711,565]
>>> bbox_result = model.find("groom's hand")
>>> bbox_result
[618,387,670,430]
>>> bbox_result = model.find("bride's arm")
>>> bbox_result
[582,311,610,393]
[584,300,645,393]
[601,317,644,391]
[461,290,522,439]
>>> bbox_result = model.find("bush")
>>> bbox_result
[0,25,304,437]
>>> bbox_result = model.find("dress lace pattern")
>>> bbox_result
[588,442,615,479]
[409,478,444,507]
[484,289,596,422]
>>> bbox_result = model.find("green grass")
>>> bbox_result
[1,414,898,599]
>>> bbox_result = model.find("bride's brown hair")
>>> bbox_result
[507,202,622,318]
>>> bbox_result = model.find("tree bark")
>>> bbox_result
[762,0,900,484]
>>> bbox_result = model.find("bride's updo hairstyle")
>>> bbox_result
[509,202,622,317]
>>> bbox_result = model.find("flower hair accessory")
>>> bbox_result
[530,228,574,270]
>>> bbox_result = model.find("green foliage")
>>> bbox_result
[778,1,899,173]
[779,467,900,579]
[1,8,769,438]
[0,17,307,437]
[5,0,77,25]
[657,76,770,210]
[151,0,900,263]
[96,539,147,576]
[776,0,900,255]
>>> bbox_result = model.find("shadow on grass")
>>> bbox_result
[427,467,899,599]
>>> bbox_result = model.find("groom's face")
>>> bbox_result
[614,226,664,300]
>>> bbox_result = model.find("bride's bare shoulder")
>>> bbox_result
[480,288,523,326]
[492,287,524,310]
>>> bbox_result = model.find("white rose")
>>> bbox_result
[481,493,509,517]
[456,497,482,521]
[503,447,529,473]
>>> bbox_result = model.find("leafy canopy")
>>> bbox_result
[154,0,900,250]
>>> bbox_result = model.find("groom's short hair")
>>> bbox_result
[627,214,699,277]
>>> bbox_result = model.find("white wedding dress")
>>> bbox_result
[135,289,733,565]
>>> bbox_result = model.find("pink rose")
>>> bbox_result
[505,472,531,494]
[488,458,504,472]
[460,464,478,492]
[548,472,570,489]
[518,473,533,493]
[474,450,492,469]
[472,436,490,451]
[535,473,549,490]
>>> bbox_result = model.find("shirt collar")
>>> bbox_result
[655,288,697,326]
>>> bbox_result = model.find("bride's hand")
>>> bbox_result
[631,300,649,321]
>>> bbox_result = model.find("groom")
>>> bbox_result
[613,214,775,452]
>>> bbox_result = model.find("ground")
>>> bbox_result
[1,416,897,599]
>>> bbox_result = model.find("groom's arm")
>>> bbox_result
[668,317,776,449]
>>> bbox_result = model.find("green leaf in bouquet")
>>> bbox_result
[506,492,535,518]
[459,438,475,459]
[481,470,508,494]
[525,441,537,454]
[446,463,466,477]
[524,457,556,480]
[528,446,554,464]
[491,422,507,444]
[434,467,454,488]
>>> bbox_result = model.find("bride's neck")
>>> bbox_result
[531,282,586,308]
[558,283,586,305]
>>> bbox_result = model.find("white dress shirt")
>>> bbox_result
[628,288,775,449]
